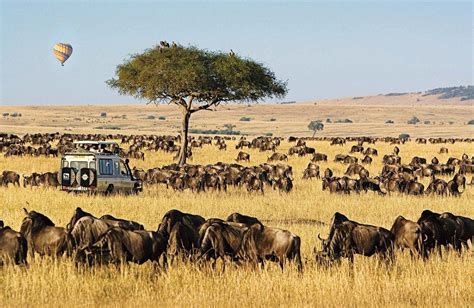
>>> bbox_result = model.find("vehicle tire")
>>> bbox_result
[105,184,114,196]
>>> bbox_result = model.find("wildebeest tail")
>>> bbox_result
[291,235,303,273]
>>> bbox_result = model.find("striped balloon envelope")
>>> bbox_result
[53,43,73,66]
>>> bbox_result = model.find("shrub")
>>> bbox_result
[326,118,332,123]
[269,118,276,122]
[158,116,166,120]
[407,116,420,125]
[385,120,394,124]
[467,120,474,125]
[100,112,107,118]
[121,115,127,119]
[424,120,431,125]
[399,133,410,140]
[147,115,156,120]
[2,113,9,117]
[240,117,251,122]
[352,96,364,100]
[223,123,236,131]
[264,132,273,137]
[334,118,353,123]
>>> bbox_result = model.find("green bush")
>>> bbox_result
[158,116,166,120]
[407,116,420,125]
[147,115,156,120]
[385,120,394,124]
[269,118,276,122]
[467,120,474,125]
[100,112,107,118]
[239,117,251,122]
[264,132,273,137]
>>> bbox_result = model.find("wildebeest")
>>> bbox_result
[0,221,28,265]
[226,213,262,226]
[317,213,394,264]
[390,216,424,258]
[75,227,167,267]
[238,223,302,272]
[1,170,20,186]
[158,209,206,238]
[199,220,249,269]
[20,208,71,258]
[166,221,199,263]
[417,210,462,256]
[267,153,288,162]
[67,207,144,250]
[236,151,250,162]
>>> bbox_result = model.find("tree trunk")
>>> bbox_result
[178,110,191,166]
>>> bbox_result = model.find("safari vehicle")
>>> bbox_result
[60,141,142,194]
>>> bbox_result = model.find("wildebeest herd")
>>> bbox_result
[1,132,473,196]
[1,208,473,271]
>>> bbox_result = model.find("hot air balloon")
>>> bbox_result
[53,43,73,66]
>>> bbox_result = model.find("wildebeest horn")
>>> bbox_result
[23,207,29,214]
[423,234,428,242]
[317,234,325,241]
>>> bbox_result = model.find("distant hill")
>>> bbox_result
[423,85,474,101]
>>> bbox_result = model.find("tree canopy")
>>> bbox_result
[308,120,324,136]
[106,45,287,111]
[107,44,288,164]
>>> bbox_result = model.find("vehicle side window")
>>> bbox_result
[99,159,113,175]
[114,161,120,176]
[71,161,88,171]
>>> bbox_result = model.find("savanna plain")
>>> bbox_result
[1,133,473,306]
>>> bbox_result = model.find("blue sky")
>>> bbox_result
[1,1,472,105]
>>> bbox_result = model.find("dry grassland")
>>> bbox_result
[1,138,473,307]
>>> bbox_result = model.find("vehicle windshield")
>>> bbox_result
[70,161,88,171]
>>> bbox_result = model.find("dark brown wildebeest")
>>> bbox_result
[272,176,293,193]
[166,221,199,263]
[99,214,145,230]
[238,224,302,272]
[226,213,262,226]
[317,212,394,265]
[75,227,167,267]
[20,208,71,258]
[158,209,205,238]
[1,170,20,186]
[311,153,328,162]
[439,147,449,154]
[323,168,333,179]
[364,147,378,156]
[393,146,400,155]
[454,214,474,249]
[67,207,144,250]
[362,155,373,164]
[350,145,364,153]
[459,163,474,174]
[199,221,249,269]
[0,221,28,265]
[267,153,288,162]
[236,151,250,162]
[402,180,424,195]
[426,177,448,196]
[417,210,462,256]
[302,163,320,180]
[390,216,424,258]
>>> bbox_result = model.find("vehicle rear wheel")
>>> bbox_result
[105,184,114,196]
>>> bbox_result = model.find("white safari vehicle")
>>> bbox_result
[60,141,142,194]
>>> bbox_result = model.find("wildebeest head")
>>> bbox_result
[21,208,55,236]
[0,220,4,229]
[67,207,94,231]
[318,212,349,252]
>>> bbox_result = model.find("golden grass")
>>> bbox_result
[1,139,473,306]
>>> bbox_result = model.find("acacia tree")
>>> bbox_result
[107,45,287,165]
[308,120,324,137]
